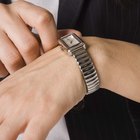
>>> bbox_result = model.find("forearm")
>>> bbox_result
[84,37,140,102]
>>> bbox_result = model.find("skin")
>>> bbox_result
[0,37,140,140]
[0,1,140,140]
[0,1,58,77]
[85,37,140,102]
[0,0,81,78]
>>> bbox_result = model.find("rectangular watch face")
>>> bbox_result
[63,35,80,47]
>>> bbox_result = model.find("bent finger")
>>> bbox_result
[12,1,58,52]
[0,31,25,73]
[3,19,40,64]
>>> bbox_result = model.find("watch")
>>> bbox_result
[59,33,100,95]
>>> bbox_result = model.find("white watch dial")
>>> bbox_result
[63,35,79,47]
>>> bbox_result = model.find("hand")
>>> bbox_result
[0,46,86,140]
[0,1,58,77]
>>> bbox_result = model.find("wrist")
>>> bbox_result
[83,37,140,102]
[46,46,86,106]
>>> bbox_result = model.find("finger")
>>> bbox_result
[23,116,49,140]
[23,109,63,140]
[3,19,40,64]
[0,31,25,74]
[12,1,58,52]
[0,61,8,78]
[58,29,82,38]
[0,115,27,140]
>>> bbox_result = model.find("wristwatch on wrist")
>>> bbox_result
[59,33,100,95]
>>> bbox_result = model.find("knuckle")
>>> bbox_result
[37,10,53,25]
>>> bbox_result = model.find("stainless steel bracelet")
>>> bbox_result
[59,33,100,95]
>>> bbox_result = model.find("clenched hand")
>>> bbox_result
[0,1,58,77]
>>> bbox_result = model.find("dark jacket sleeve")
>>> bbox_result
[0,0,11,4]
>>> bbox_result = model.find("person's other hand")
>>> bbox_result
[0,1,58,77]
